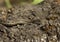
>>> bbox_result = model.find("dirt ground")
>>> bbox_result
[0,0,60,42]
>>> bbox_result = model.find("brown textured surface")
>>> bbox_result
[0,0,60,42]
[56,0,60,4]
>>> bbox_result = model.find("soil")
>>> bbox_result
[0,0,60,42]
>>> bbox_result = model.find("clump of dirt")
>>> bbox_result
[0,0,60,42]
